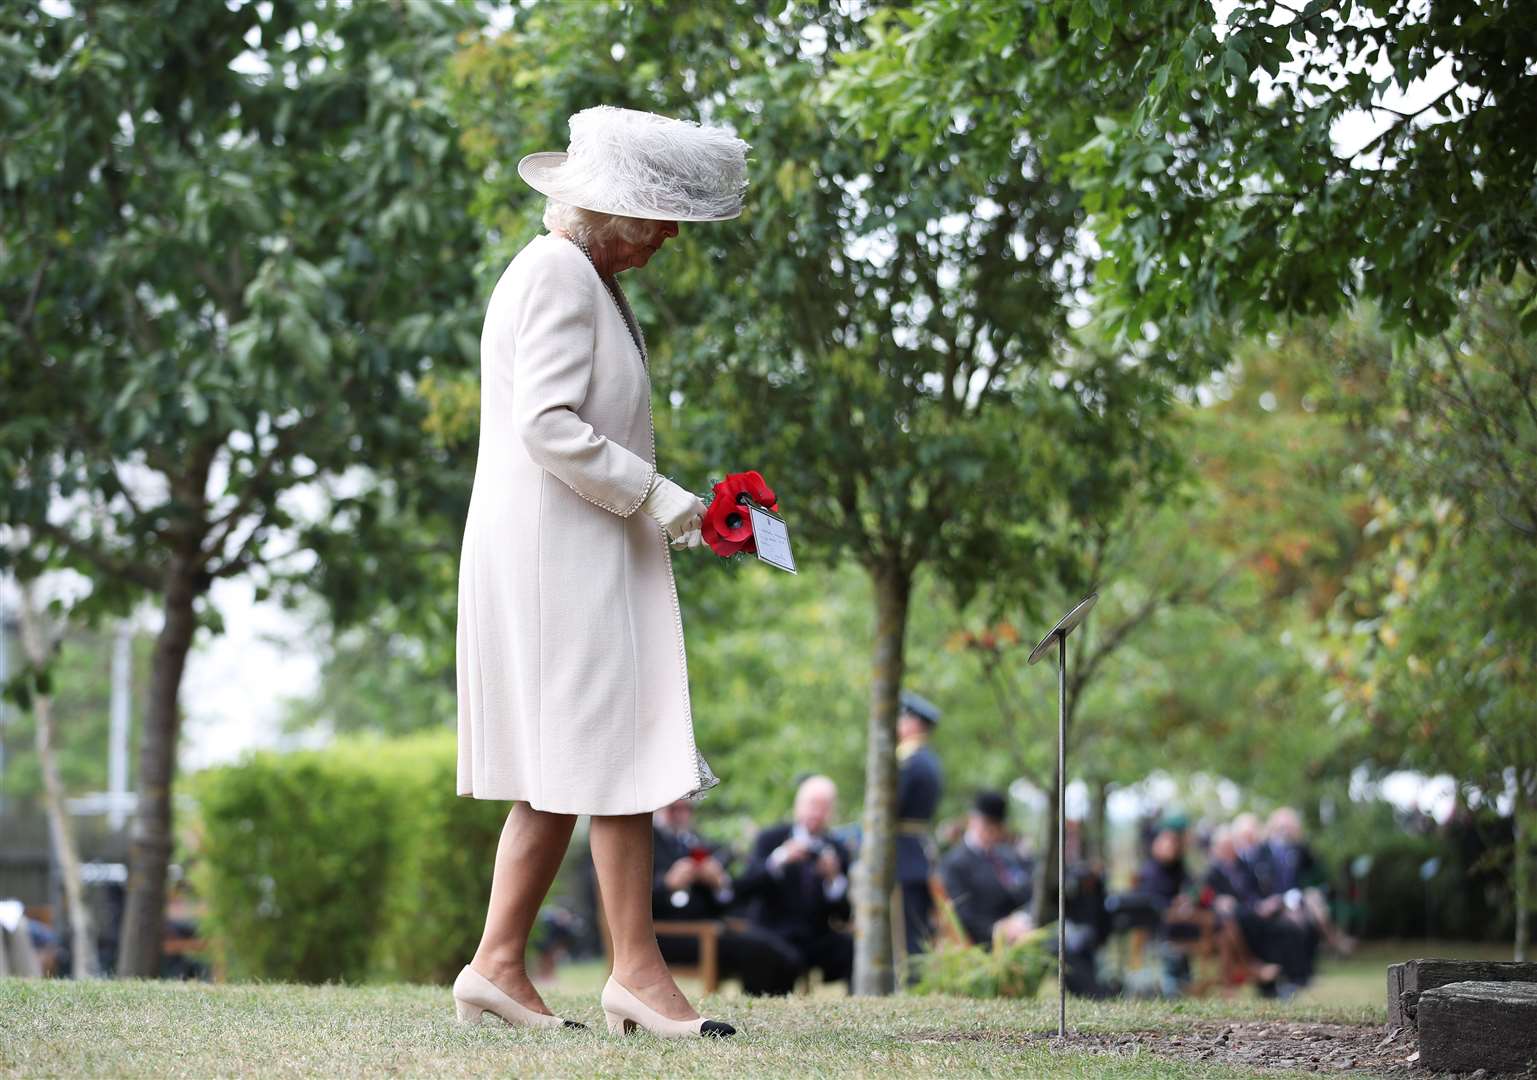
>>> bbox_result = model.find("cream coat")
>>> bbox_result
[456,232,717,814]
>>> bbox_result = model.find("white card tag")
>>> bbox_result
[748,504,798,574]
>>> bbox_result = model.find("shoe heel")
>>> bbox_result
[455,999,485,1024]
[604,1009,635,1035]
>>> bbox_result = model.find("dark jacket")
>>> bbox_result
[1237,844,1272,897]
[1203,858,1262,907]
[1261,839,1323,894]
[1136,855,1189,908]
[938,840,1032,948]
[736,822,851,944]
[896,742,943,883]
[651,825,732,921]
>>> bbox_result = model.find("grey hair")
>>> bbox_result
[543,199,659,246]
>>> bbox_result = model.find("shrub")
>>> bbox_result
[1309,797,1514,942]
[191,730,508,984]
[911,901,1052,999]
[192,750,397,983]
[355,733,509,984]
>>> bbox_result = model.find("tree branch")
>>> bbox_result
[1441,335,1537,536]
[18,252,53,330]
[202,419,313,560]
[978,649,1046,790]
[30,521,160,591]
[1341,84,1461,163]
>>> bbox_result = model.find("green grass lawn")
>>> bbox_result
[0,941,1508,1078]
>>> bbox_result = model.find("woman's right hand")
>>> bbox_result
[640,476,706,541]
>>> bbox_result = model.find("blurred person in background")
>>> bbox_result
[651,800,800,995]
[938,790,1033,948]
[1201,825,1286,991]
[1137,825,1190,908]
[1231,813,1319,993]
[1263,807,1356,956]
[737,775,854,992]
[895,690,944,966]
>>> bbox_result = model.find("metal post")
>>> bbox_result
[1028,592,1098,1045]
[1057,631,1066,1039]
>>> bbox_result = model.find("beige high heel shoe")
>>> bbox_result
[600,975,737,1039]
[453,965,584,1030]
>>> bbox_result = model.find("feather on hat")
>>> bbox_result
[518,106,750,223]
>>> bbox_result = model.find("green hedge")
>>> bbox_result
[191,730,509,984]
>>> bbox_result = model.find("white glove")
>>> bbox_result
[640,476,705,541]
[671,529,704,550]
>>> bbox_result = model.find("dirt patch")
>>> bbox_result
[907,1021,1529,1076]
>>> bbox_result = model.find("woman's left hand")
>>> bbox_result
[671,529,704,549]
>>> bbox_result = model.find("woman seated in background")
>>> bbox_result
[1135,825,1279,993]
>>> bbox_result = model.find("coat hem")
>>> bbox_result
[454,773,720,816]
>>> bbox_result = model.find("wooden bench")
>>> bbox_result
[594,896,822,995]
[1126,904,1245,997]
[592,884,726,994]
[21,902,217,978]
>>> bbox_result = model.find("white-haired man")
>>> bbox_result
[736,775,854,993]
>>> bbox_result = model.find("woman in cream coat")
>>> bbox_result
[452,107,745,1039]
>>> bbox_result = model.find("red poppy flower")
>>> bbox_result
[702,497,754,557]
[701,470,779,558]
[715,470,777,513]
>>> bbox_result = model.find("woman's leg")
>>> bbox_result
[590,812,698,1020]
[471,801,577,1014]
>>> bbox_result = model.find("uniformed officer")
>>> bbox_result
[895,689,944,967]
[939,790,1034,948]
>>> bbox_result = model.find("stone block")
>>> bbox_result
[1416,980,1537,1074]
[1386,958,1537,1032]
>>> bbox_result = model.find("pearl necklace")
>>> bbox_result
[566,233,648,369]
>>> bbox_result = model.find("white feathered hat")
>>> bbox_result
[518,106,750,223]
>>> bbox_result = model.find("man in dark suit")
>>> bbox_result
[896,690,944,965]
[938,790,1034,949]
[1232,811,1320,991]
[1264,807,1354,955]
[651,799,801,995]
[1233,812,1278,897]
[1202,824,1290,990]
[1263,807,1323,893]
[737,775,854,991]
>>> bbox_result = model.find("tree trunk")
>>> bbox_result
[1032,767,1060,929]
[17,579,99,978]
[116,555,199,978]
[852,561,911,997]
[1088,777,1110,867]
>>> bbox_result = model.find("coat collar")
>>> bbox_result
[550,232,650,374]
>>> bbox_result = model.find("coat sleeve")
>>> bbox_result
[505,250,657,516]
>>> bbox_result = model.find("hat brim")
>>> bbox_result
[517,152,744,223]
